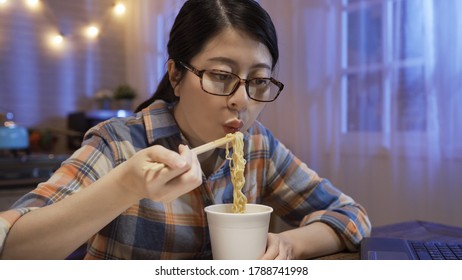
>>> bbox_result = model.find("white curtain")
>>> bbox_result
[124,0,185,104]
[126,0,462,228]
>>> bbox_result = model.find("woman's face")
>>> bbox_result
[172,28,273,147]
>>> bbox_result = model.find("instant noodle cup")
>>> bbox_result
[204,203,273,260]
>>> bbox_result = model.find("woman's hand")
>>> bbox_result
[111,144,203,203]
[261,223,347,260]
[260,233,295,260]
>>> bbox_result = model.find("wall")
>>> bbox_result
[0,0,127,153]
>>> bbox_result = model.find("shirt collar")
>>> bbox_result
[140,100,181,146]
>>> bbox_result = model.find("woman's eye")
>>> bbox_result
[252,79,270,87]
[210,71,233,81]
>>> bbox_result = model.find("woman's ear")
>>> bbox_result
[167,60,182,96]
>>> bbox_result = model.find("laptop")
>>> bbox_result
[360,237,462,260]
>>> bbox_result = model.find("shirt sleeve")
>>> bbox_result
[260,126,371,251]
[0,122,121,256]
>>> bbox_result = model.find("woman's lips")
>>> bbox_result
[223,120,244,134]
[224,126,240,134]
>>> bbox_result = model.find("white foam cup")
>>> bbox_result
[204,203,273,260]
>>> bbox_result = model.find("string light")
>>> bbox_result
[114,2,126,15]
[25,0,40,9]
[53,34,64,45]
[1,1,126,49]
[46,32,65,51]
[85,25,100,38]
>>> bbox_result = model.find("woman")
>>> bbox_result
[0,0,370,260]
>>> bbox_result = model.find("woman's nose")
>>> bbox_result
[227,82,249,111]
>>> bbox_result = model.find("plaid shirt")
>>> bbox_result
[0,101,370,259]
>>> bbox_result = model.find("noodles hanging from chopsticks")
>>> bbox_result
[226,131,247,213]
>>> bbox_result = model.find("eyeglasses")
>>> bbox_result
[178,61,284,102]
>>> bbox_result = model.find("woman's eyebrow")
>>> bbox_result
[207,57,272,70]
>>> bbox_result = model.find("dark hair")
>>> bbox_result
[135,0,279,112]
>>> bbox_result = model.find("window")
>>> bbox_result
[340,0,432,154]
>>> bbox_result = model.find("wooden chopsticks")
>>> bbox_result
[142,133,236,173]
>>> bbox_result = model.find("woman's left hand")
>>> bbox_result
[260,233,294,260]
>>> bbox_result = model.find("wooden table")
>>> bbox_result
[316,220,462,260]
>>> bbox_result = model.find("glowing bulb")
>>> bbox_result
[86,25,99,38]
[26,0,39,8]
[47,32,65,51]
[48,33,65,49]
[53,34,64,45]
[114,3,126,15]
[0,0,8,5]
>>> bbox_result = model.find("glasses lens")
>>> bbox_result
[248,78,280,101]
[201,69,282,102]
[202,70,239,95]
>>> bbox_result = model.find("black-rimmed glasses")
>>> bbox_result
[178,61,284,102]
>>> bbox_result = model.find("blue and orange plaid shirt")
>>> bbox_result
[0,100,371,259]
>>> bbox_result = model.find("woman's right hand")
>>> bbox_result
[111,144,203,203]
